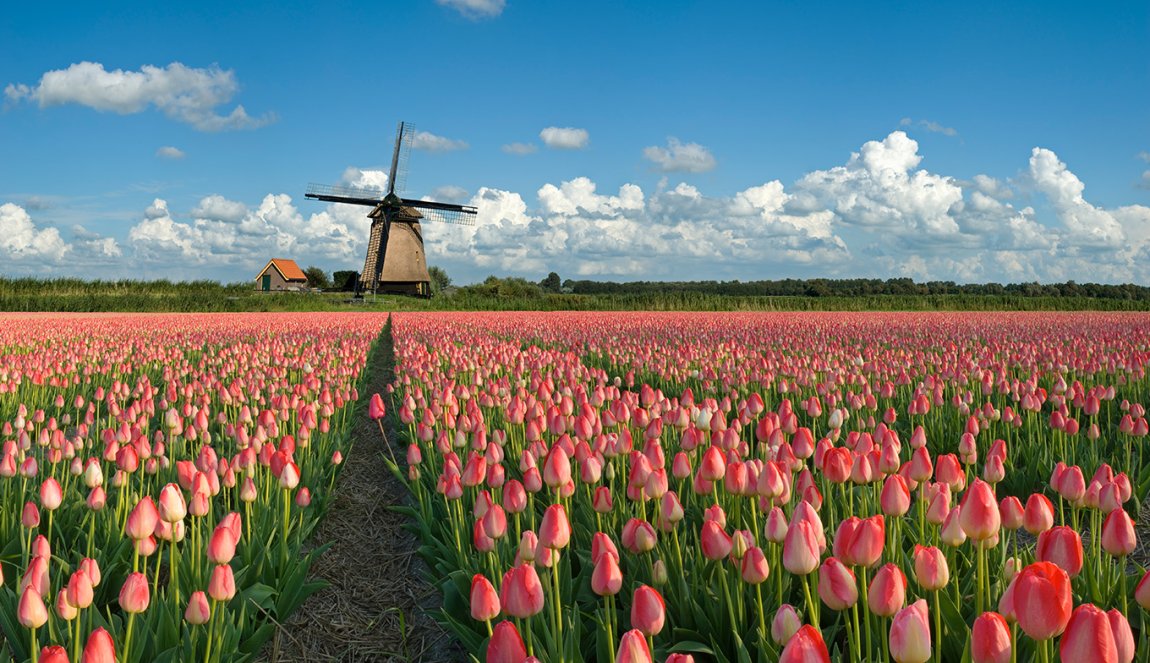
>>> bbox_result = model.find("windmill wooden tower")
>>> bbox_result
[305,121,477,296]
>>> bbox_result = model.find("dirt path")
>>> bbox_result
[260,317,460,662]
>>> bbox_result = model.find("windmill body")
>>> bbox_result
[305,122,476,297]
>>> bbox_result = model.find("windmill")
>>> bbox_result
[305,121,477,297]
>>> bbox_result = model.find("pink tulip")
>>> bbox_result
[500,564,544,618]
[470,574,500,622]
[616,629,653,663]
[82,627,116,663]
[185,590,211,625]
[868,563,907,617]
[889,599,931,663]
[818,556,858,611]
[772,604,802,645]
[1035,526,1084,578]
[631,585,665,636]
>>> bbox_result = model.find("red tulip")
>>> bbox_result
[818,556,858,611]
[868,563,907,617]
[1108,609,1134,663]
[500,564,544,618]
[834,514,884,568]
[971,612,1011,663]
[889,599,931,663]
[39,646,69,663]
[959,479,1000,541]
[999,496,1024,531]
[208,564,236,602]
[118,572,150,613]
[40,478,63,511]
[1013,561,1072,640]
[592,550,623,596]
[881,474,911,516]
[631,585,665,636]
[207,525,237,565]
[368,393,386,420]
[487,620,528,663]
[1101,508,1136,557]
[81,627,116,663]
[17,585,48,628]
[539,503,571,549]
[67,569,95,609]
[1059,604,1117,663]
[470,574,500,622]
[779,624,830,663]
[701,520,733,561]
[1136,570,1150,610]
[1023,493,1054,535]
[741,546,770,584]
[1036,526,1083,578]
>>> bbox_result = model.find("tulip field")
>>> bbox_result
[0,312,389,662]
[388,312,1150,663]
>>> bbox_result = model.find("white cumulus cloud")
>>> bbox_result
[412,130,468,152]
[642,138,717,173]
[5,61,273,131]
[156,146,185,160]
[0,202,69,261]
[540,127,589,150]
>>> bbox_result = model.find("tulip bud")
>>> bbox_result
[1013,562,1071,640]
[912,545,949,590]
[487,620,527,663]
[779,625,830,663]
[631,585,665,636]
[470,574,501,622]
[771,604,802,645]
[971,612,1011,663]
[889,599,931,663]
[868,563,907,617]
[82,627,116,663]
[118,572,150,614]
[185,590,211,625]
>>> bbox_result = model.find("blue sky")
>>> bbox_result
[2,0,1148,285]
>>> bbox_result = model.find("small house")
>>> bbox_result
[254,258,309,292]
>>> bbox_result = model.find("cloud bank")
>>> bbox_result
[5,61,274,131]
[5,131,1149,285]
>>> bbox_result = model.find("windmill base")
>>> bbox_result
[366,280,431,298]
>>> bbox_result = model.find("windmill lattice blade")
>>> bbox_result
[405,204,477,226]
[392,123,414,196]
[306,182,385,202]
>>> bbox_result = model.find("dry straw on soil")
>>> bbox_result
[260,323,460,663]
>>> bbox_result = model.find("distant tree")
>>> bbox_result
[332,270,359,291]
[303,266,331,289]
[428,265,452,295]
[540,272,562,293]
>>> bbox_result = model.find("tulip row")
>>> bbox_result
[0,313,389,662]
[387,312,1150,662]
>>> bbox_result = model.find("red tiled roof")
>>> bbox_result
[257,258,308,282]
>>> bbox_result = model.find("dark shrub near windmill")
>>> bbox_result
[305,121,477,297]
[254,258,309,292]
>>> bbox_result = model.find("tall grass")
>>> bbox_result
[3,277,1149,312]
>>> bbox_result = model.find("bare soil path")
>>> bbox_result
[260,317,460,662]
